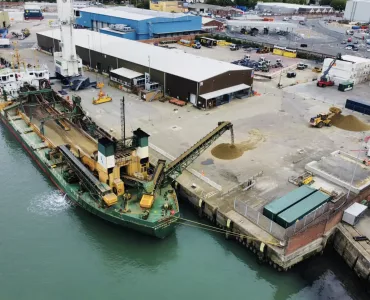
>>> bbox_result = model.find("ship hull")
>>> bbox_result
[0,112,177,239]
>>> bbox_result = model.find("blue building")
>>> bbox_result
[76,6,202,40]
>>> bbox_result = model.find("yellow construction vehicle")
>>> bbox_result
[312,67,322,73]
[289,171,314,186]
[92,82,112,105]
[309,106,342,128]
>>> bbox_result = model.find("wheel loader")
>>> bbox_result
[309,107,342,128]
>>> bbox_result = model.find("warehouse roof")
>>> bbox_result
[115,6,189,18]
[256,3,332,9]
[38,29,250,82]
[80,7,154,21]
[110,67,143,79]
[199,84,250,100]
[341,55,370,63]
[80,6,191,20]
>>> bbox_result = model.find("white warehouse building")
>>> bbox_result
[255,2,333,14]
[344,0,370,22]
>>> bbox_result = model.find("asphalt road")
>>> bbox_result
[225,19,370,59]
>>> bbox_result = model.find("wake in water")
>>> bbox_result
[28,191,71,216]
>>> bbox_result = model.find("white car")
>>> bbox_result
[367,48,370,52]
[345,46,352,50]
[283,17,289,21]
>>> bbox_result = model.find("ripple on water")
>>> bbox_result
[28,191,71,216]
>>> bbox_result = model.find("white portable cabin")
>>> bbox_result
[342,202,367,226]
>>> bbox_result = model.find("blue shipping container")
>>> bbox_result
[345,99,370,116]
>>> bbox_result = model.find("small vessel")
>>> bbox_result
[0,48,49,99]
[0,88,233,238]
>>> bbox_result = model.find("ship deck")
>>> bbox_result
[2,104,178,226]
[30,106,97,156]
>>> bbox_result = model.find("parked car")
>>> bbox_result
[283,17,289,21]
[300,43,308,47]
[287,71,296,78]
[341,40,347,44]
[297,63,308,70]
[353,47,359,51]
[345,45,353,50]
[354,40,359,44]
[230,44,240,51]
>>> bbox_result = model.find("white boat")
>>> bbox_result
[0,65,50,99]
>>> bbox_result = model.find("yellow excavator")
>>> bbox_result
[309,107,342,128]
[92,82,112,105]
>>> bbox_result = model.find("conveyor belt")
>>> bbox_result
[163,121,233,183]
[152,159,166,191]
[59,145,111,196]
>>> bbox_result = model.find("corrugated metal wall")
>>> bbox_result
[76,11,201,40]
[200,70,253,95]
[344,1,370,22]
[36,33,252,104]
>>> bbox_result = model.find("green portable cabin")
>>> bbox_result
[338,81,354,92]
[263,186,316,221]
[275,190,331,228]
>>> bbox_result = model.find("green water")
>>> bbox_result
[0,125,368,300]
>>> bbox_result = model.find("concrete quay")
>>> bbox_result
[333,215,370,285]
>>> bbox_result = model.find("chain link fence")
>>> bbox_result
[234,199,287,241]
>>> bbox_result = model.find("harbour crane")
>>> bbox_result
[54,0,92,90]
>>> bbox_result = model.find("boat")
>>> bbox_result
[0,88,233,238]
[0,48,49,99]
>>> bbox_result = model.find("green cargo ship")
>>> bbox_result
[0,88,233,238]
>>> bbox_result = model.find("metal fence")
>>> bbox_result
[234,199,330,241]
[285,202,329,237]
[234,199,287,241]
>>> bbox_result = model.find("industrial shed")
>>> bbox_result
[75,6,202,40]
[37,29,253,109]
[255,3,333,14]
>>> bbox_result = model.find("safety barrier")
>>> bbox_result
[234,199,330,241]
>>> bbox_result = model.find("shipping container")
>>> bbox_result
[338,81,354,92]
[24,5,43,20]
[345,99,370,115]
[275,190,331,228]
[263,186,316,221]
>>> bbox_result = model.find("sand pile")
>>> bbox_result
[211,129,265,160]
[331,114,370,132]
[211,144,244,160]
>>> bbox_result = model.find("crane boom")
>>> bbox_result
[321,53,341,80]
